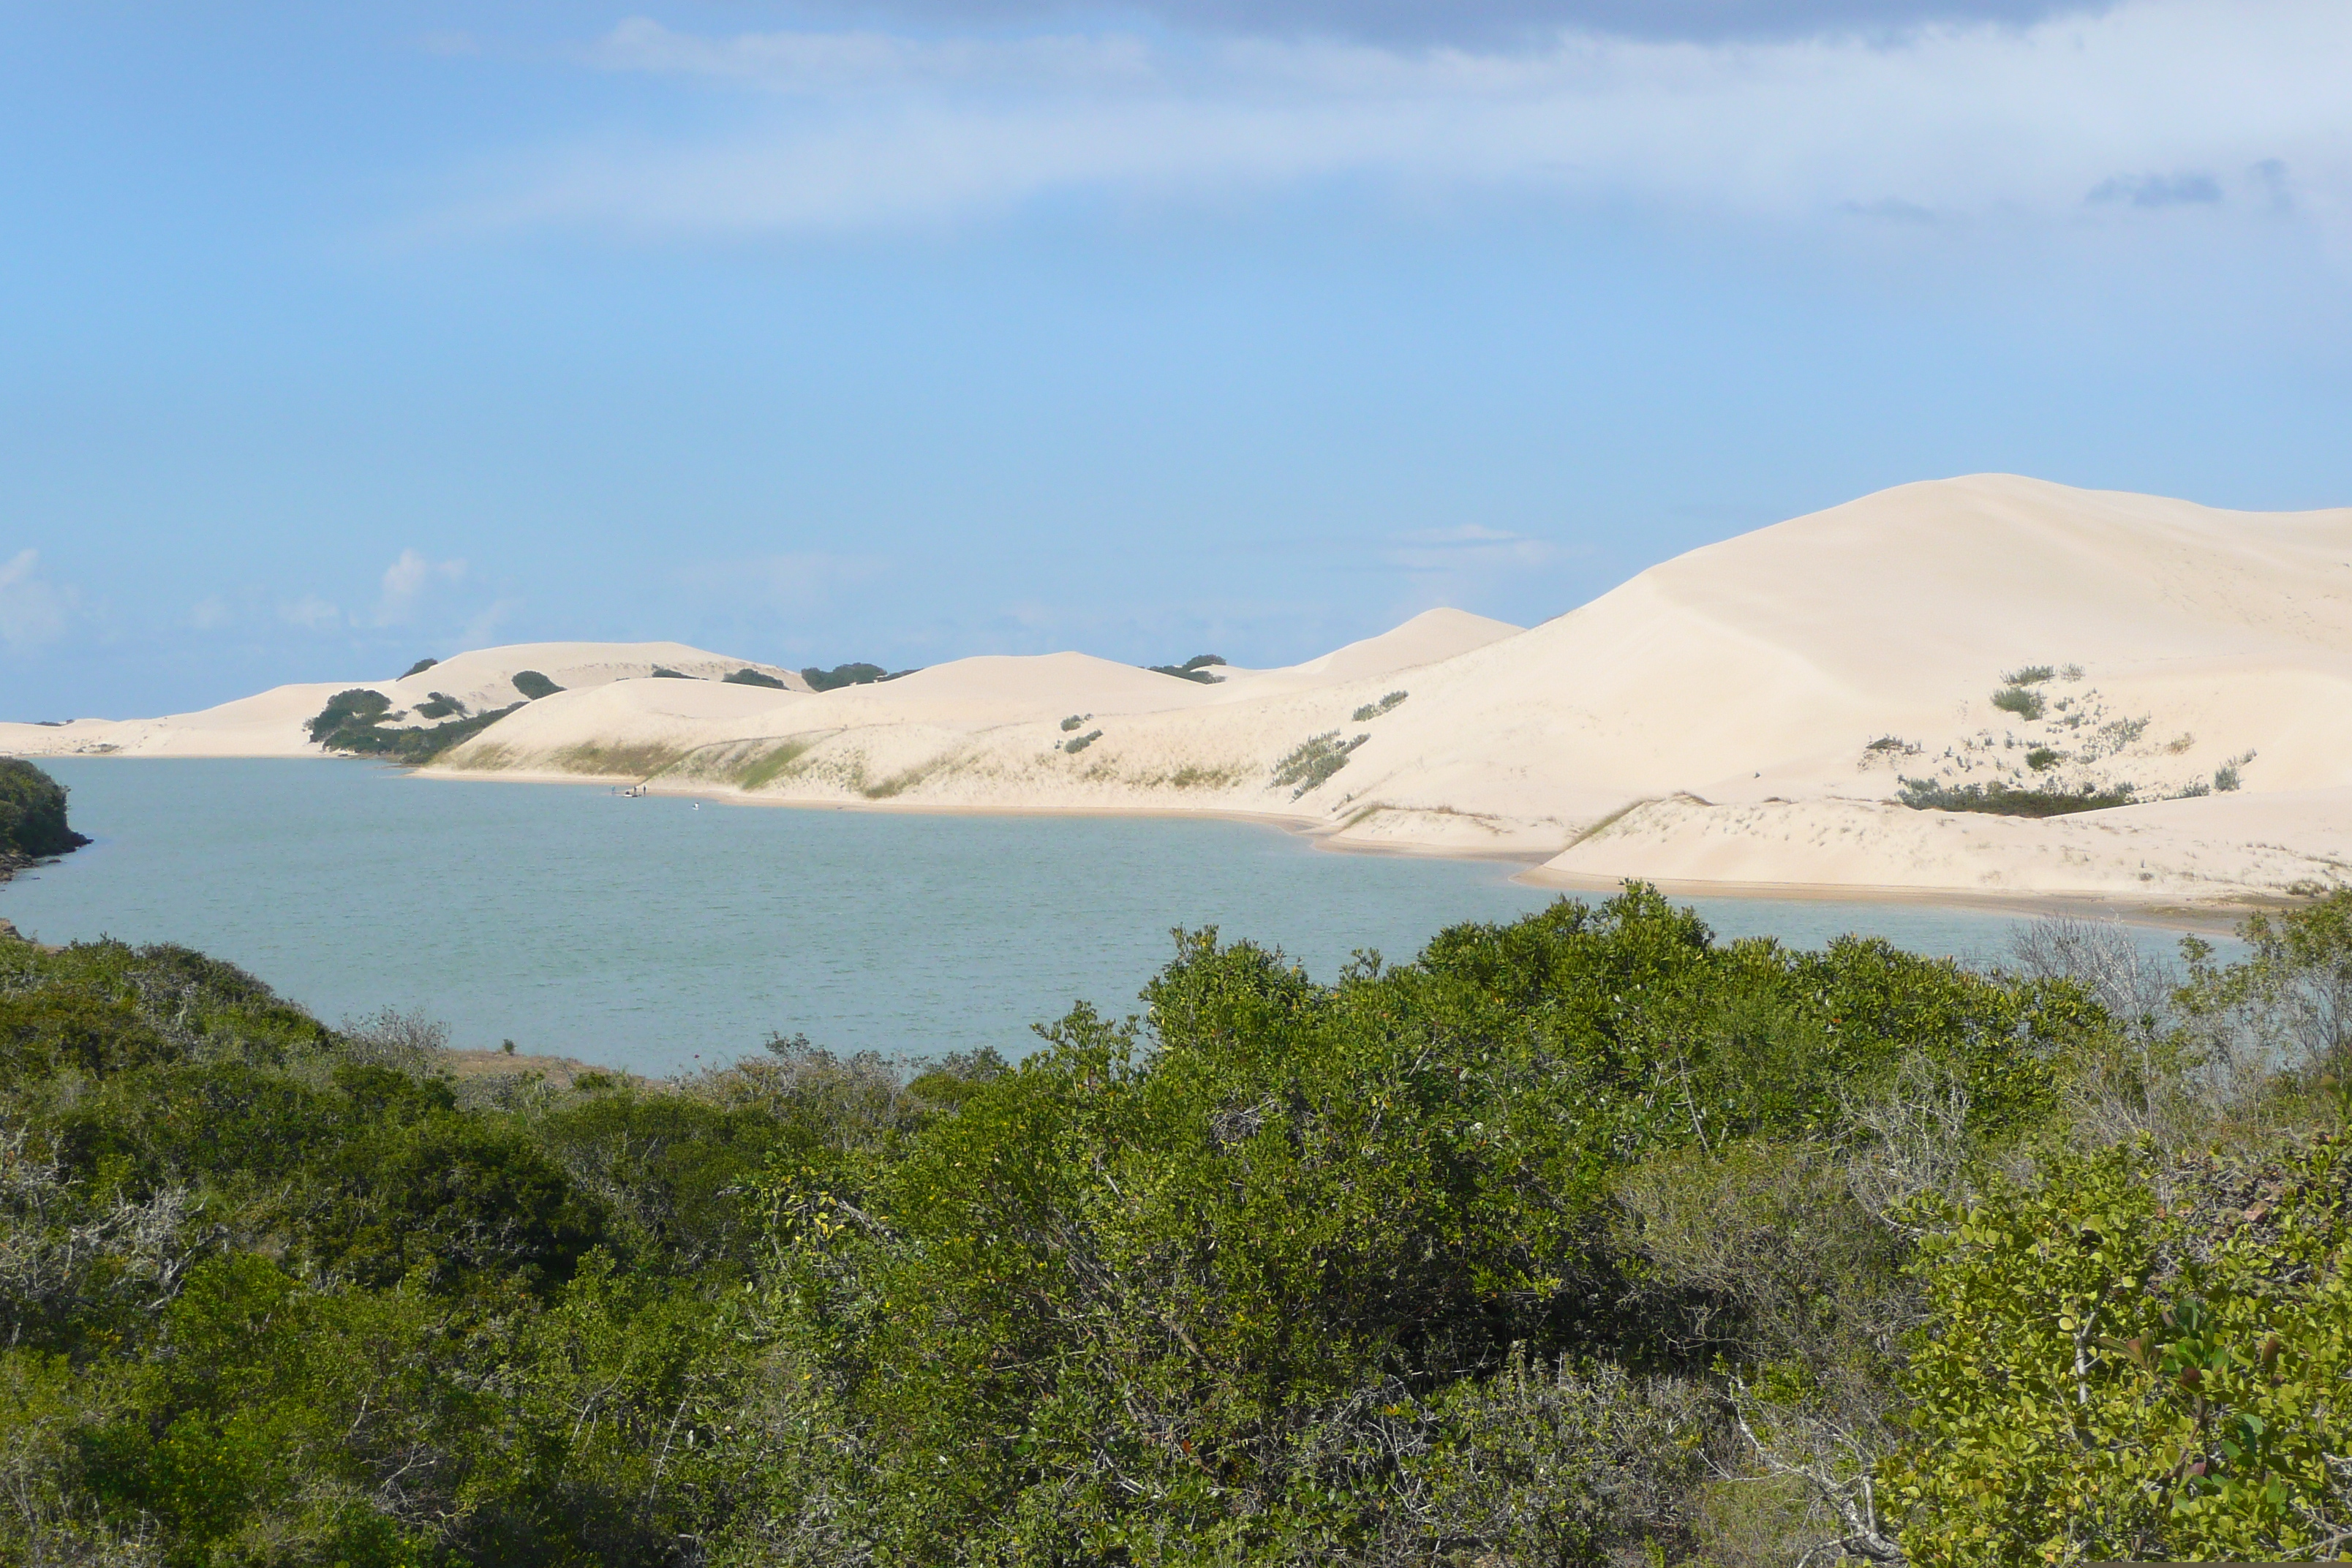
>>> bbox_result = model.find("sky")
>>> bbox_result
[4,1,2349,718]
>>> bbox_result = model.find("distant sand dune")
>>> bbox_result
[8,477,2348,905]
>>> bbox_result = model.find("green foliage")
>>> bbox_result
[306,687,525,764]
[1898,776,2136,815]
[1062,728,1101,753]
[399,657,437,678]
[10,883,2352,1564]
[1059,713,1087,732]
[1991,683,2048,720]
[512,668,565,699]
[721,667,786,689]
[1352,690,1407,723]
[1271,730,1368,797]
[802,662,916,691]
[650,667,693,679]
[1147,655,1227,684]
[2000,664,2057,686]
[0,757,89,859]
[2024,746,2061,772]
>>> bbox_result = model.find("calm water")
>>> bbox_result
[5,759,2214,1075]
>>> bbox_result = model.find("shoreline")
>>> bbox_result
[404,757,2270,934]
[20,753,2285,938]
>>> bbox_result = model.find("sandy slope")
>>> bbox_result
[8,477,2348,903]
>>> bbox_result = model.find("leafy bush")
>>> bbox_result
[1271,730,1368,797]
[2216,750,2255,793]
[304,688,390,743]
[1147,654,1226,683]
[1352,690,1408,722]
[1991,684,2048,720]
[649,668,693,679]
[512,669,565,699]
[399,657,437,678]
[0,758,89,860]
[1059,714,1088,732]
[1898,777,2134,815]
[1062,729,1101,754]
[414,691,467,720]
[720,668,785,690]
[2025,746,2062,772]
[2000,664,2057,685]
[306,689,523,764]
[802,662,916,691]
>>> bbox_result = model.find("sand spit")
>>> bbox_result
[8,476,2349,905]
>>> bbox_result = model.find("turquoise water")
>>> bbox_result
[6,759,2212,1075]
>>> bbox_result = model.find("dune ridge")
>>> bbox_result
[7,476,2348,904]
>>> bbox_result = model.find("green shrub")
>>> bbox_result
[1897,777,2134,815]
[1352,690,1408,722]
[512,670,565,700]
[2024,747,2062,772]
[413,692,467,720]
[1147,655,1226,684]
[720,668,785,690]
[1271,730,1367,797]
[1062,729,1101,754]
[2216,751,2255,792]
[304,688,390,743]
[649,668,692,680]
[1991,685,2047,720]
[1059,714,1087,733]
[399,657,437,678]
[2000,664,2057,685]
[802,663,914,691]
[0,758,88,859]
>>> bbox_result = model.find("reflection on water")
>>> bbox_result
[5,759,2220,1076]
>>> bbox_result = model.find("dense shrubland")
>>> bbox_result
[306,689,524,764]
[0,758,89,864]
[4,886,2352,1564]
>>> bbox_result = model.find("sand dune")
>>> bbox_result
[10,476,2349,905]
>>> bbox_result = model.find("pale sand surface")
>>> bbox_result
[10,477,2350,906]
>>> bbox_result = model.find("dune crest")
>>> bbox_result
[7,476,2348,903]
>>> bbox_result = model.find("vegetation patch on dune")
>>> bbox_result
[1898,777,2137,815]
[722,668,788,690]
[306,688,523,764]
[1146,654,1226,684]
[511,669,565,700]
[1352,689,1408,722]
[550,741,688,778]
[802,663,915,692]
[1061,729,1102,755]
[1273,729,1369,799]
[733,739,819,791]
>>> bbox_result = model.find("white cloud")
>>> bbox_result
[447,1,2352,238]
[280,594,342,631]
[186,595,234,631]
[374,549,467,627]
[0,550,75,649]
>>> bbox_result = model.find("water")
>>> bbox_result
[6,759,2218,1076]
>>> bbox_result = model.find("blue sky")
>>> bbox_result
[4,1,2348,717]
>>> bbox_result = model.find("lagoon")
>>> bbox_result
[6,759,2211,1076]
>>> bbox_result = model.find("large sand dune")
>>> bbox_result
[7,476,2348,904]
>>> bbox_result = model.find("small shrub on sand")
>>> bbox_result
[1897,777,2133,816]
[1063,730,1102,755]
[1990,685,2046,721]
[1864,736,1918,755]
[2025,747,2062,772]
[1272,731,1368,799]
[399,657,437,678]
[512,670,565,700]
[1060,715,1088,733]
[415,692,467,720]
[2215,751,2255,792]
[2000,664,2057,685]
[1352,690,1407,722]
[650,668,693,680]
[722,668,786,690]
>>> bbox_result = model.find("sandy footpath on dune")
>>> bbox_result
[8,475,2350,909]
